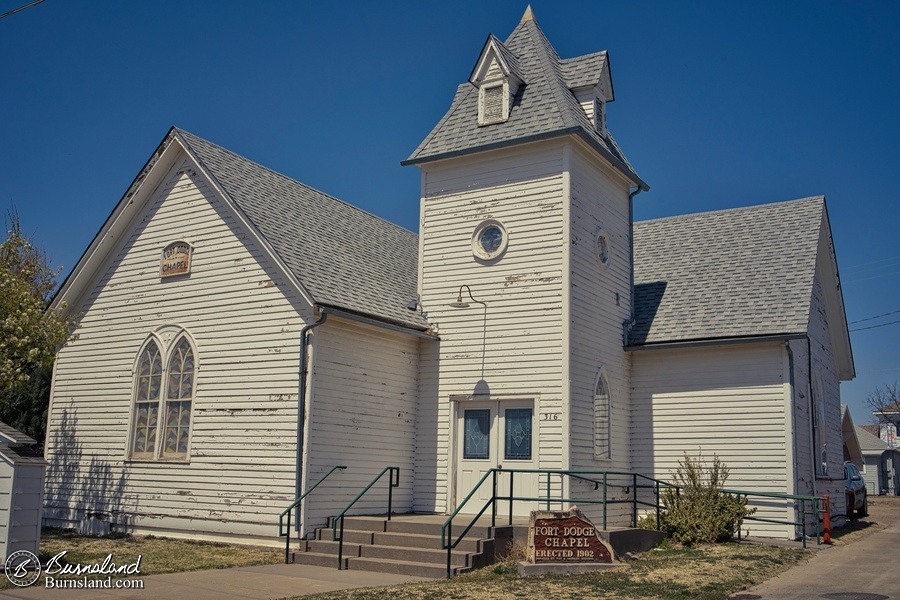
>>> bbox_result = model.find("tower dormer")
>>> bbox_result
[561,50,614,136]
[469,34,525,126]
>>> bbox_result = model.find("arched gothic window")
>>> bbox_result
[812,373,828,476]
[130,335,195,460]
[593,371,611,460]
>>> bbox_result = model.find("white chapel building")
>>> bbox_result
[45,8,854,545]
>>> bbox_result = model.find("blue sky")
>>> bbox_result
[2,1,898,424]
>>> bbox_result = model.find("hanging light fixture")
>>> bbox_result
[449,285,483,308]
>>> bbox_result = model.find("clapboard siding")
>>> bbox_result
[0,461,10,560]
[45,151,309,539]
[565,144,635,526]
[807,254,845,516]
[631,343,793,537]
[303,318,418,534]
[415,141,566,513]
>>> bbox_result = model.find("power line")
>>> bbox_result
[850,318,900,332]
[0,0,45,20]
[843,254,900,271]
[844,269,900,283]
[850,309,900,325]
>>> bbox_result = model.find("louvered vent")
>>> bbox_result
[483,85,504,123]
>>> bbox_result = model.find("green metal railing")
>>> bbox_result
[441,468,675,579]
[440,468,826,578]
[332,466,400,569]
[278,465,346,564]
[722,488,827,548]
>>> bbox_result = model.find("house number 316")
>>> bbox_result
[542,413,560,421]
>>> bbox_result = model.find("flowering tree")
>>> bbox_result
[0,213,75,391]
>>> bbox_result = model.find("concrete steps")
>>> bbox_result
[291,514,514,578]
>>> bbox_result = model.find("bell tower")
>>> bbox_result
[403,7,648,515]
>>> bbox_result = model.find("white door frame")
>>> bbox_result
[450,395,538,516]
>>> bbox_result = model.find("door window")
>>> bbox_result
[504,408,533,460]
[464,409,491,459]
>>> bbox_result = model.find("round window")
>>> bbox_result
[480,226,503,253]
[472,220,508,261]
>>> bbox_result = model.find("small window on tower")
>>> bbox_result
[596,228,611,269]
[594,99,606,134]
[480,83,507,125]
[472,220,509,261]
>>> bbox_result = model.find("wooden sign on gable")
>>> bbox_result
[160,241,192,278]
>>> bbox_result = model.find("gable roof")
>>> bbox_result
[0,421,37,446]
[842,405,863,465]
[53,128,428,333]
[174,130,426,331]
[470,34,526,85]
[855,425,891,453]
[402,10,646,191]
[560,51,611,97]
[630,197,827,347]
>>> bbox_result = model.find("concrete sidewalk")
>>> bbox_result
[0,563,429,600]
[4,498,898,600]
[731,497,900,599]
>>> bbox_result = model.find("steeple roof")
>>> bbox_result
[403,10,646,190]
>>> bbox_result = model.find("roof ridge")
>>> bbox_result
[175,128,417,236]
[559,49,608,65]
[513,20,578,129]
[635,196,825,226]
[403,84,475,164]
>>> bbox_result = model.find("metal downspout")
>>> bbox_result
[785,341,800,536]
[626,187,642,344]
[807,335,817,501]
[295,312,327,532]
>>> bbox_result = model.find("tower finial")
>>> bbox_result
[521,5,535,23]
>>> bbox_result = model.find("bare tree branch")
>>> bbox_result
[866,381,900,429]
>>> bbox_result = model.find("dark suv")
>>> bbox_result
[844,461,868,518]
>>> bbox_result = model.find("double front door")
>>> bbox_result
[454,399,538,516]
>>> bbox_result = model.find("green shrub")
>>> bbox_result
[650,453,755,546]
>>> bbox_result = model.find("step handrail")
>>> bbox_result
[722,487,826,547]
[332,466,400,569]
[441,468,673,578]
[278,465,347,564]
[441,468,824,578]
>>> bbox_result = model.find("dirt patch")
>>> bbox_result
[299,544,809,600]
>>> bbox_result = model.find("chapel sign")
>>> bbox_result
[160,242,192,278]
[527,507,613,564]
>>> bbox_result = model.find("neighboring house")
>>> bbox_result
[841,406,863,468]
[856,426,900,496]
[44,7,855,543]
[0,422,47,561]
[872,403,898,449]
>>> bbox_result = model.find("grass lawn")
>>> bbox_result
[297,543,810,600]
[10,524,881,598]
[0,528,282,591]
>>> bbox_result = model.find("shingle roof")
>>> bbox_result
[858,424,881,437]
[855,426,890,453]
[560,51,609,92]
[174,129,427,331]
[0,445,47,466]
[403,15,645,190]
[630,197,825,346]
[0,421,37,445]
[482,34,527,84]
